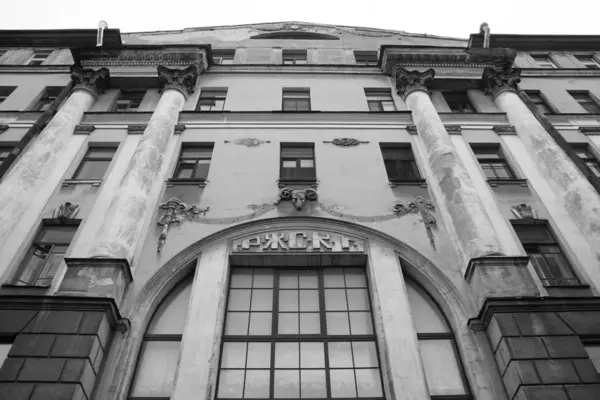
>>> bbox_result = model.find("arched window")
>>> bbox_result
[406,279,470,399]
[129,279,192,399]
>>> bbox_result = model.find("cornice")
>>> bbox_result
[74,47,207,70]
[208,64,384,75]
[0,65,72,74]
[545,113,600,125]
[520,68,600,78]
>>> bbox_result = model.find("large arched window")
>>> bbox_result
[406,279,470,399]
[129,279,192,399]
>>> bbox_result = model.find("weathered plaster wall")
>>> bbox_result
[0,74,70,111]
[519,76,600,114]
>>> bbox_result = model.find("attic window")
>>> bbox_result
[250,31,339,40]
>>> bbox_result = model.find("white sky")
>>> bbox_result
[2,0,598,38]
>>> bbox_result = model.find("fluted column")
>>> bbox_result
[0,65,109,275]
[87,65,199,263]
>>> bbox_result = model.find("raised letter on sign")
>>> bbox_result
[241,236,261,250]
[312,232,332,250]
[263,233,288,250]
[288,232,308,250]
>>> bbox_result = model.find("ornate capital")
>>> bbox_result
[393,66,434,99]
[158,65,199,98]
[483,66,521,99]
[70,65,110,98]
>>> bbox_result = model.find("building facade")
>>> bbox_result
[0,21,600,400]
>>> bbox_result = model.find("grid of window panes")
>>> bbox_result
[572,144,600,178]
[444,91,475,113]
[472,145,516,180]
[283,50,307,65]
[282,89,311,111]
[172,144,213,180]
[576,55,600,70]
[28,49,53,65]
[72,147,117,180]
[197,88,228,111]
[526,91,552,114]
[380,146,421,181]
[570,92,600,113]
[531,54,556,68]
[217,267,384,400]
[365,88,396,111]
[0,86,15,105]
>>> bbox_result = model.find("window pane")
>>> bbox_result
[181,147,213,158]
[419,339,466,395]
[356,369,383,397]
[276,342,299,368]
[300,159,314,168]
[218,370,244,398]
[249,312,271,335]
[0,344,10,368]
[325,289,347,311]
[225,312,249,335]
[279,313,299,334]
[279,290,299,311]
[229,289,251,311]
[221,342,247,368]
[298,270,318,288]
[174,163,194,179]
[280,270,299,288]
[131,341,181,397]
[349,312,374,335]
[87,148,117,158]
[146,281,192,334]
[328,342,353,368]
[301,370,326,398]
[299,290,319,311]
[347,289,370,311]
[244,370,270,398]
[327,312,350,335]
[406,282,449,333]
[193,160,211,180]
[253,269,274,288]
[299,313,320,334]
[329,369,357,398]
[282,160,297,168]
[247,343,271,368]
[301,342,325,368]
[231,268,253,288]
[74,160,111,179]
[274,370,300,398]
[251,289,273,311]
[39,226,77,243]
[324,268,345,287]
[353,341,379,367]
[345,268,367,287]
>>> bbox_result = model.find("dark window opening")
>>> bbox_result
[0,86,16,105]
[531,54,556,68]
[282,88,310,112]
[354,51,378,66]
[28,49,53,66]
[365,88,396,111]
[526,91,552,114]
[173,144,213,180]
[380,145,421,181]
[213,49,236,65]
[444,91,475,113]
[72,146,117,180]
[283,50,307,65]
[197,88,227,111]
[472,144,516,180]
[570,91,600,114]
[280,144,316,181]
[114,90,146,112]
[33,87,62,112]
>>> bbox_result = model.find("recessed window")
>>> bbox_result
[213,49,236,65]
[572,144,600,178]
[216,267,384,400]
[444,91,475,113]
[113,89,146,112]
[575,55,600,70]
[282,88,310,112]
[365,88,396,111]
[380,145,421,182]
[172,144,213,180]
[531,54,556,68]
[197,88,227,111]
[0,146,12,163]
[72,146,117,180]
[280,144,316,181]
[472,144,516,180]
[33,87,62,112]
[569,91,600,114]
[0,86,16,105]
[512,221,580,287]
[282,49,307,65]
[354,51,378,66]
[13,223,79,287]
[526,91,552,114]
[0,342,11,370]
[27,49,53,66]
[585,345,600,373]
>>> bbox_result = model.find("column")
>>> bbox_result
[0,65,109,275]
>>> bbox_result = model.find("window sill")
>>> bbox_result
[278,179,318,188]
[541,282,589,289]
[1,284,51,289]
[166,178,207,188]
[62,179,103,187]
[389,179,427,188]
[487,178,528,187]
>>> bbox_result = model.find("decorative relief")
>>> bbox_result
[393,67,435,99]
[406,125,418,134]
[493,125,517,135]
[157,198,210,253]
[78,49,206,68]
[323,138,369,147]
[224,138,271,147]
[483,66,522,99]
[275,188,318,210]
[53,202,80,220]
[74,125,96,135]
[127,125,147,135]
[70,65,110,97]
[233,230,365,253]
[174,124,187,135]
[393,197,437,249]
[157,65,200,97]
[511,203,538,219]
[444,125,462,135]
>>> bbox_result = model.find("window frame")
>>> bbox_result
[471,144,518,181]
[282,88,311,112]
[530,53,557,69]
[171,143,214,182]
[443,91,476,114]
[113,89,147,112]
[196,88,228,112]
[365,88,397,112]
[0,86,16,105]
[32,86,62,112]
[353,51,378,66]
[526,90,553,114]
[213,49,236,65]
[575,54,600,70]
[380,144,423,183]
[27,49,53,66]
[279,143,316,183]
[571,143,600,178]
[282,50,308,65]
[71,145,118,181]
[569,91,600,114]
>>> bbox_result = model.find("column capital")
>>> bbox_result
[158,65,199,99]
[70,65,110,98]
[483,66,522,99]
[393,66,435,99]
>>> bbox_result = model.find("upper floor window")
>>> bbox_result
[0,146,12,163]
[569,91,600,113]
[72,146,117,180]
[365,88,396,111]
[444,91,475,113]
[282,88,310,112]
[282,49,307,65]
[33,87,62,112]
[0,342,11,371]
[280,144,316,181]
[13,223,79,287]
[380,145,421,182]
[213,49,236,65]
[472,144,516,181]
[526,91,552,114]
[197,88,227,111]
[575,55,600,70]
[512,221,579,287]
[354,51,378,66]
[531,54,557,68]
[27,49,53,66]
[113,89,146,112]
[572,144,600,178]
[172,144,213,181]
[585,344,600,373]
[0,86,16,105]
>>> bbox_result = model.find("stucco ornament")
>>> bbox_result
[511,203,538,219]
[157,65,200,97]
[393,66,435,99]
[483,66,522,99]
[157,197,210,253]
[53,202,80,220]
[324,138,369,147]
[70,65,110,97]
[393,197,437,249]
[275,188,318,210]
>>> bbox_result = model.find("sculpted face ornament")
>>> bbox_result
[276,187,318,211]
[53,202,80,220]
[511,203,537,219]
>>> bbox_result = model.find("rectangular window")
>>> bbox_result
[217,267,384,400]
[572,144,600,178]
[282,88,310,112]
[531,54,557,68]
[282,50,307,65]
[354,50,378,66]
[14,224,78,286]
[472,144,516,180]
[380,145,421,182]
[0,146,11,163]
[113,90,146,112]
[444,91,475,113]
[27,49,53,66]
[585,344,600,373]
[280,144,316,181]
[527,91,552,114]
[33,87,62,112]
[72,146,117,180]
[0,86,16,105]
[213,49,236,65]
[172,144,213,180]
[576,55,600,70]
[569,91,600,114]
[197,88,227,111]
[512,221,579,287]
[365,88,396,111]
